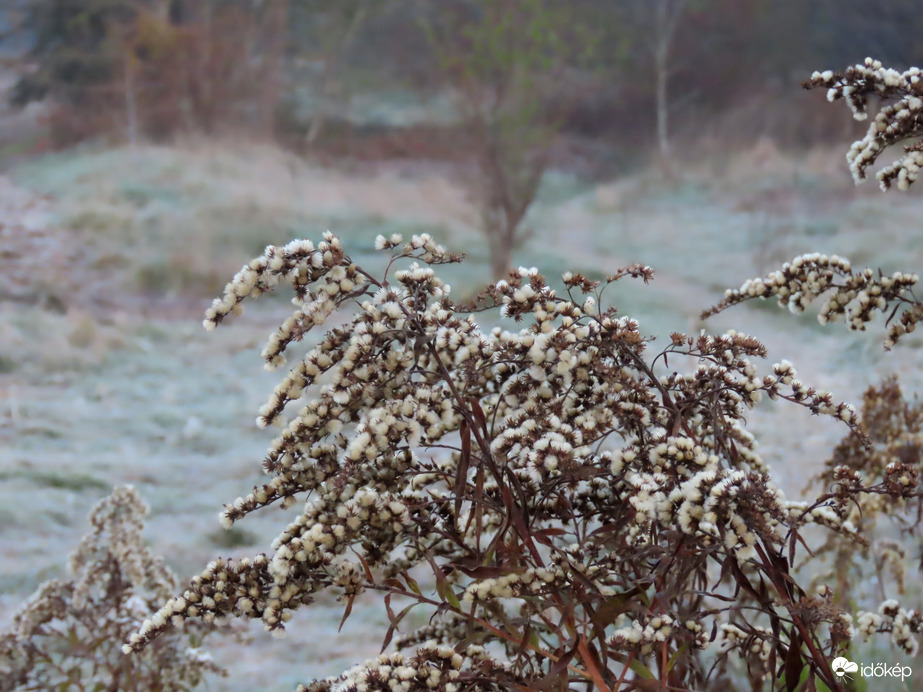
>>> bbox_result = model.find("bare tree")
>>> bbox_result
[423,0,589,280]
[619,0,693,173]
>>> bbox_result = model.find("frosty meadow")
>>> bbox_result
[4,58,923,691]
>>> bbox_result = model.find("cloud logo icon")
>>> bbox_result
[832,657,859,677]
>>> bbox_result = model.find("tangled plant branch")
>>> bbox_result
[114,228,923,691]
[805,58,923,190]
[702,252,921,349]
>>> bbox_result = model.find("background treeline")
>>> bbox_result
[2,0,922,163]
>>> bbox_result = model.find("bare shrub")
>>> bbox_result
[421,0,592,280]
[0,486,227,692]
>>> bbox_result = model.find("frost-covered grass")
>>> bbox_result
[4,140,923,689]
[10,142,475,299]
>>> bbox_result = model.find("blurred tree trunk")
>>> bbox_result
[123,54,138,148]
[197,0,214,133]
[614,0,691,175]
[477,128,546,281]
[258,0,290,137]
[306,2,368,146]
[653,0,686,175]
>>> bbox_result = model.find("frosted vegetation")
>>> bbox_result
[0,486,230,691]
[3,60,923,690]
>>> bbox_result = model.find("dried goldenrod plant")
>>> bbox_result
[808,378,923,641]
[702,252,921,349]
[692,56,923,683]
[704,68,923,346]
[116,228,923,691]
[805,58,923,190]
[0,486,226,692]
[111,58,923,692]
